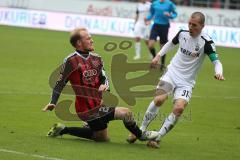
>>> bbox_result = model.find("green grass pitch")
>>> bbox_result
[0,25,239,160]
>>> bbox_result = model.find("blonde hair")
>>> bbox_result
[70,28,88,47]
[191,12,205,25]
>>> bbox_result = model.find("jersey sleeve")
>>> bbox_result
[204,39,219,62]
[50,59,71,104]
[172,30,182,45]
[169,2,177,19]
[99,60,110,91]
[99,68,110,90]
[146,3,154,20]
[136,7,139,14]
[204,40,216,55]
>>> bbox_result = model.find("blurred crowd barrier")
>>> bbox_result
[106,0,240,10]
[0,0,239,27]
[0,0,239,48]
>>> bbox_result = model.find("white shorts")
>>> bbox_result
[134,22,150,40]
[157,71,193,102]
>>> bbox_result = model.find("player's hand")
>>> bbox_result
[144,17,151,25]
[150,54,161,68]
[132,23,136,31]
[145,20,151,25]
[214,74,225,81]
[42,104,56,112]
[163,12,171,17]
[99,84,109,92]
[99,99,104,106]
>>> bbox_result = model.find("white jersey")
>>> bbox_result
[136,2,151,25]
[167,30,216,87]
[134,2,151,39]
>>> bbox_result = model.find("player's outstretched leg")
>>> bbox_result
[124,118,159,142]
[127,88,169,144]
[147,99,188,148]
[114,107,159,143]
[47,123,94,140]
[147,112,178,148]
[126,100,159,143]
[47,123,65,137]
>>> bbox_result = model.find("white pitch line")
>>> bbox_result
[0,148,64,160]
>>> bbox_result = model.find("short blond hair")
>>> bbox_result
[69,28,87,47]
[191,12,205,25]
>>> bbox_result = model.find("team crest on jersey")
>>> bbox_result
[183,37,187,43]
[91,59,101,68]
[195,43,200,51]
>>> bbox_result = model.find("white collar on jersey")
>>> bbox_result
[75,50,92,60]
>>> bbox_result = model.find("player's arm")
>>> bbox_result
[213,60,224,80]
[134,8,139,25]
[164,3,177,19]
[170,3,177,19]
[145,3,154,22]
[204,40,225,81]
[42,59,71,112]
[151,30,180,67]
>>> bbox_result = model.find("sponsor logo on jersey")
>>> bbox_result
[80,64,99,84]
[83,69,98,77]
[180,48,200,58]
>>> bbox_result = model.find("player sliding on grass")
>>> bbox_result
[42,28,159,142]
[127,12,225,148]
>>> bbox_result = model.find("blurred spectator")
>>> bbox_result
[212,0,222,8]
[229,0,240,9]
[110,0,239,10]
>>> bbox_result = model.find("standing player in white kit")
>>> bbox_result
[133,0,151,60]
[128,12,225,148]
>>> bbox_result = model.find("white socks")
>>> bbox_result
[134,42,141,58]
[156,112,178,141]
[140,101,159,131]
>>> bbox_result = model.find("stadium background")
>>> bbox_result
[0,0,239,160]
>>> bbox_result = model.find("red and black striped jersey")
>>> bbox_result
[50,51,109,113]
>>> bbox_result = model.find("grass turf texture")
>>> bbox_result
[0,25,239,160]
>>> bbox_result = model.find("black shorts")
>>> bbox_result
[150,23,170,44]
[87,106,115,131]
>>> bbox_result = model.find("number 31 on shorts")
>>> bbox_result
[181,90,190,98]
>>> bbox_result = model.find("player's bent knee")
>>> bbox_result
[154,95,167,106]
[117,107,134,122]
[135,37,141,42]
[173,105,185,117]
[148,41,155,48]
[120,107,131,116]
[115,107,133,121]
[123,108,133,121]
